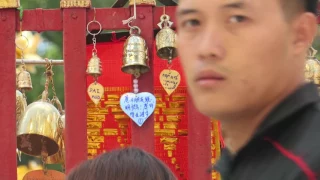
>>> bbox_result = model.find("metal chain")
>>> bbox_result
[92,35,97,54]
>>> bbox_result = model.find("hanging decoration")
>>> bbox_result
[120,3,156,127]
[17,59,65,179]
[15,11,30,163]
[86,7,104,106]
[155,10,180,96]
[305,46,320,92]
[16,7,33,96]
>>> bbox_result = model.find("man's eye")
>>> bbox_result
[182,19,200,28]
[229,15,247,23]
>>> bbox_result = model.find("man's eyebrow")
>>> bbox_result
[221,1,246,9]
[176,9,199,17]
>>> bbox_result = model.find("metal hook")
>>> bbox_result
[127,21,133,29]
[93,7,96,21]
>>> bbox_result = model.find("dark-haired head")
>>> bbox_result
[176,0,317,134]
[281,0,318,20]
[67,147,177,180]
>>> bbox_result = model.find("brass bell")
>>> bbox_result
[17,91,62,157]
[86,52,102,78]
[17,67,33,92]
[305,47,320,86]
[122,26,150,78]
[16,90,27,163]
[155,15,178,62]
[46,102,65,164]
[16,90,27,129]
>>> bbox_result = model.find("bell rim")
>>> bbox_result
[17,133,60,157]
[156,47,178,60]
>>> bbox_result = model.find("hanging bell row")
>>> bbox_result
[155,14,178,63]
[122,26,150,78]
[305,47,320,87]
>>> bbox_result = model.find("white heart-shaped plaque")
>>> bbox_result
[120,92,156,127]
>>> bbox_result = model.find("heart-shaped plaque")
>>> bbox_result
[160,69,181,95]
[87,82,104,105]
[120,92,156,127]
[23,170,65,180]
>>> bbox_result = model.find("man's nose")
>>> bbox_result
[197,27,225,61]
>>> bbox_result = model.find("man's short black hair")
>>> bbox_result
[305,0,318,14]
[281,0,318,19]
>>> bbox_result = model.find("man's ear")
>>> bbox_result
[292,12,317,53]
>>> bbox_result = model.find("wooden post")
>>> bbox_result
[188,97,212,180]
[129,0,155,153]
[61,0,90,173]
[0,1,19,179]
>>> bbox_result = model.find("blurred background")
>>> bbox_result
[15,0,320,179]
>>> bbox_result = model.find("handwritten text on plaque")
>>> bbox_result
[160,69,181,95]
[87,82,104,105]
[120,92,156,127]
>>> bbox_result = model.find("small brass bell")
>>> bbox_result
[86,52,102,78]
[156,15,178,62]
[17,66,33,92]
[16,90,27,129]
[17,91,62,157]
[305,47,320,86]
[122,26,150,78]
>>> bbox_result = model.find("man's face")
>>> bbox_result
[176,0,310,119]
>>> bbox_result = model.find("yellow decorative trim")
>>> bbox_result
[60,0,91,8]
[213,120,222,180]
[0,0,20,9]
[129,0,156,6]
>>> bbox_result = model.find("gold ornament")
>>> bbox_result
[122,26,150,78]
[17,67,33,92]
[129,0,156,6]
[0,0,19,8]
[16,90,27,128]
[156,14,178,63]
[305,47,320,86]
[86,10,105,105]
[17,59,63,157]
[86,52,102,78]
[16,94,61,156]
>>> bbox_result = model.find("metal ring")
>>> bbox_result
[87,20,102,36]
[160,14,170,22]
[129,26,141,35]
[15,34,29,51]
